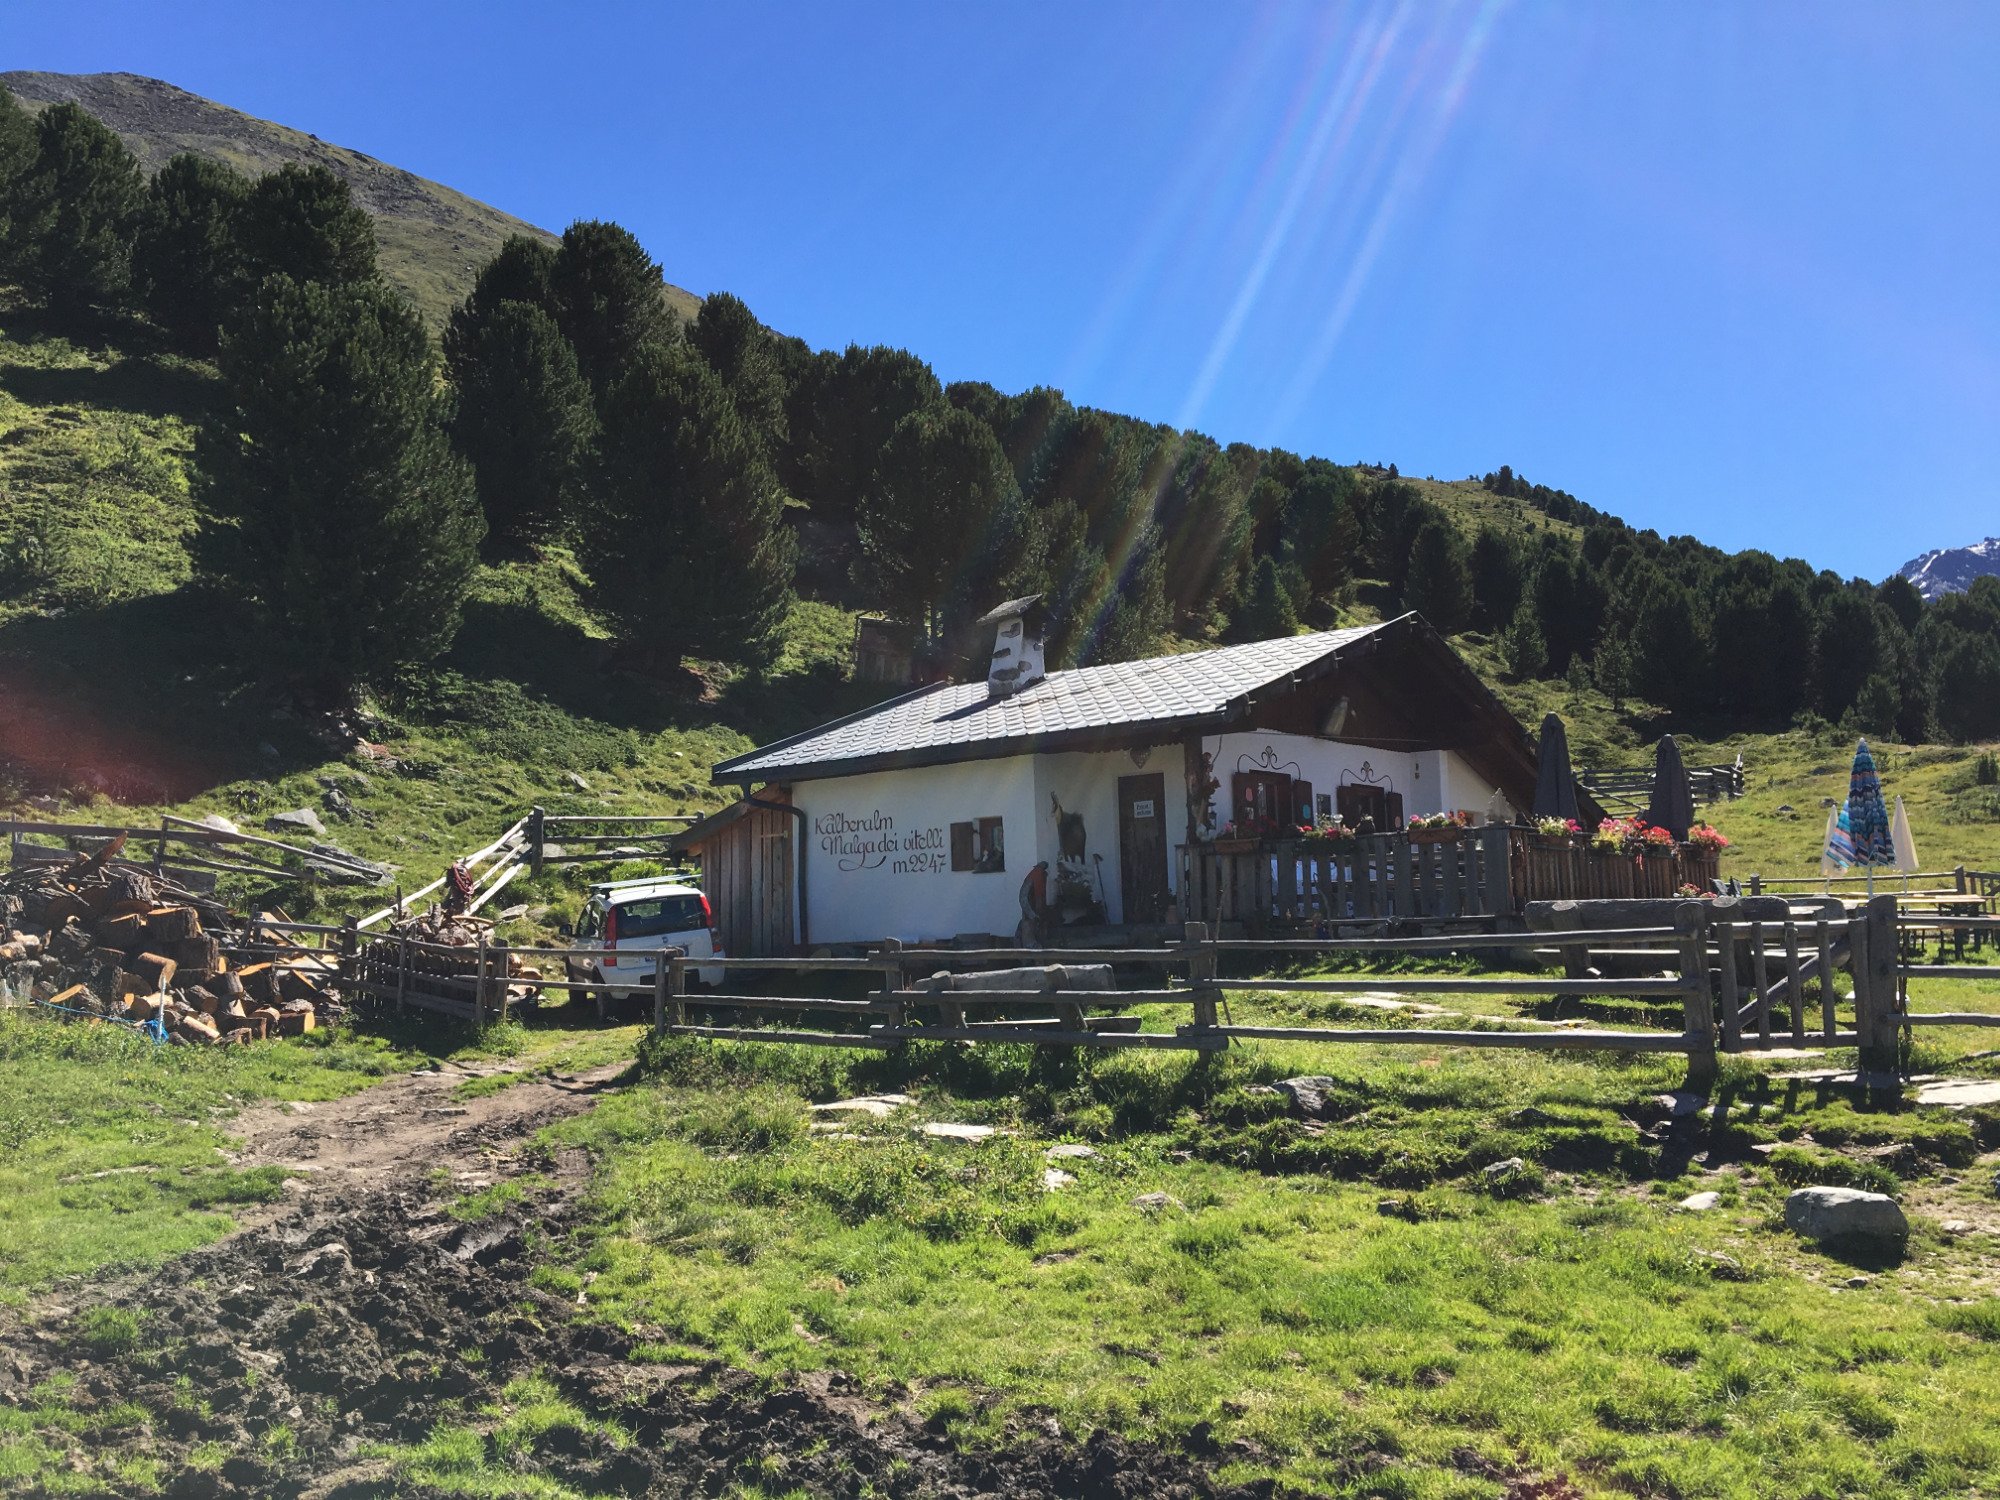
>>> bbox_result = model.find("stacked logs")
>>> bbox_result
[0,850,340,1044]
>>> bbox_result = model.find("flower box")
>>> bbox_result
[1407,828,1462,847]
[1208,837,1258,855]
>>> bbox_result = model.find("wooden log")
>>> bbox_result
[1211,1024,1691,1052]
[1856,895,1901,1078]
[1676,901,1718,1091]
[1784,923,1806,1044]
[1714,918,1741,1052]
[1751,924,1772,1046]
[131,952,178,992]
[1222,975,1689,996]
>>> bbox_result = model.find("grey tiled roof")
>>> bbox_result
[715,622,1391,781]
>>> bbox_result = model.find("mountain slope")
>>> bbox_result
[0,71,701,328]
[1900,536,2000,601]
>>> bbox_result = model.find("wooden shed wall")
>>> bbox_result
[695,805,794,957]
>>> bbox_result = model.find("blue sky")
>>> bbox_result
[12,2,1998,579]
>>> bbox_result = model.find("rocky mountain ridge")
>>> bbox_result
[1899,536,2000,600]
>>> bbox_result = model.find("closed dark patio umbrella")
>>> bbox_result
[1645,735,1696,841]
[1532,713,1580,822]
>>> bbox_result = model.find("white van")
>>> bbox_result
[564,877,725,1016]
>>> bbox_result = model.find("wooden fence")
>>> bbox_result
[1181,828,1517,929]
[618,904,1742,1087]
[1577,758,1745,812]
[4,816,386,891]
[1181,828,1724,933]
[329,893,1993,1090]
[524,807,699,873]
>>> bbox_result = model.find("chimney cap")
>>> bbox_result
[974,595,1045,628]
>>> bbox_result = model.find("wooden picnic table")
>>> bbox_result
[1903,893,1990,959]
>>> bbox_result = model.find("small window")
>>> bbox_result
[950,816,1006,873]
[1315,793,1333,818]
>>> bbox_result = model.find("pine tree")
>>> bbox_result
[447,300,598,555]
[10,102,146,315]
[550,220,675,401]
[441,234,557,371]
[1501,599,1547,680]
[133,154,251,352]
[586,343,796,669]
[0,86,36,270]
[1402,514,1474,633]
[800,344,943,528]
[854,405,1025,647]
[238,164,377,289]
[1469,526,1524,631]
[195,276,483,699]
[1231,555,1302,641]
[686,291,788,462]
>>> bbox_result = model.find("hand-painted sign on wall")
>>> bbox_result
[813,810,947,875]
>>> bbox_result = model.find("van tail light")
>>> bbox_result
[709,930,724,956]
[604,907,619,947]
[698,893,713,925]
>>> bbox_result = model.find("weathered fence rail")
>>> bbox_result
[1577,759,1745,811]
[525,807,699,873]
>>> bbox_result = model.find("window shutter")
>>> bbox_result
[950,822,974,871]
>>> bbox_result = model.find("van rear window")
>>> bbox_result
[612,896,706,938]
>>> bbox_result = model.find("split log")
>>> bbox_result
[131,953,178,992]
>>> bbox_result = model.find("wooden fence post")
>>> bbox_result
[881,938,906,1042]
[474,934,489,1026]
[395,933,409,1017]
[492,939,512,1023]
[528,806,546,877]
[1856,894,1902,1081]
[653,948,669,1036]
[339,916,360,997]
[1676,900,1718,1092]
[1713,910,1741,1052]
[1185,920,1219,1037]
[669,948,688,1030]
[1478,825,1512,916]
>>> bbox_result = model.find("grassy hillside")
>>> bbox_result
[0,71,702,329]
[1377,469,1585,548]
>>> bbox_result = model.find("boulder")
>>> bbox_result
[1273,1076,1347,1119]
[1677,1190,1722,1212]
[266,808,326,839]
[1783,1186,1908,1244]
[1130,1192,1185,1213]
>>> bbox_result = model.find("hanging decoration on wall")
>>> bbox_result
[1048,794,1106,926]
[1129,746,1152,769]
[1186,749,1220,840]
[1236,745,1304,780]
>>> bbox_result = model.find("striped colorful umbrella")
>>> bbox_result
[1846,739,1896,876]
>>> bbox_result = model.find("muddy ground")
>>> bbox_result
[0,1060,1270,1499]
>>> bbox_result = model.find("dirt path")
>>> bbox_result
[223,1058,630,1224]
[1,1057,1260,1499]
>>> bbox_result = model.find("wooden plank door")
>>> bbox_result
[1117,773,1170,924]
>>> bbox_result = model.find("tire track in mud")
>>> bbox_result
[2,1058,1270,1498]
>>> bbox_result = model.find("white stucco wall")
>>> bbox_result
[791,758,1039,945]
[785,736,1518,944]
[1033,744,1183,924]
[1201,732,1509,828]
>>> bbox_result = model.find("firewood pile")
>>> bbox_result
[0,843,343,1044]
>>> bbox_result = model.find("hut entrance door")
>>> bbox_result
[1117,773,1169,924]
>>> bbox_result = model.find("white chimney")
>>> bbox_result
[979,596,1047,698]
